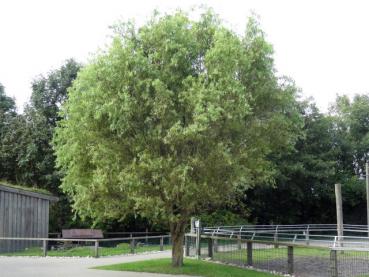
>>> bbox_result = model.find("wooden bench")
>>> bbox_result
[54,229,104,250]
[62,229,104,239]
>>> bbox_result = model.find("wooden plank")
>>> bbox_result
[4,192,9,251]
[14,193,19,250]
[37,198,42,250]
[25,196,32,248]
[8,192,14,251]
[20,195,26,250]
[32,197,37,247]
[45,201,49,238]
[0,191,4,252]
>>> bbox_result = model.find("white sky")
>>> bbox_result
[1,0,369,112]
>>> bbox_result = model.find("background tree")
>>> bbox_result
[245,96,369,225]
[0,60,82,231]
[54,11,302,267]
[0,83,17,179]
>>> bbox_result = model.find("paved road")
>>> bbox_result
[0,251,191,277]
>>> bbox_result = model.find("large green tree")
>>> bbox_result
[54,11,302,266]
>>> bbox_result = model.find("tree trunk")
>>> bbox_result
[170,220,186,267]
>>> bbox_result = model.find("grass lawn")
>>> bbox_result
[213,245,369,263]
[213,245,330,262]
[95,258,278,277]
[1,243,171,257]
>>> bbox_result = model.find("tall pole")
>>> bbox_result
[335,183,343,247]
[366,162,369,237]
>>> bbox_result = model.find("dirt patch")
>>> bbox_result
[255,256,369,277]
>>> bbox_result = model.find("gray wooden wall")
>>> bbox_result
[0,187,52,253]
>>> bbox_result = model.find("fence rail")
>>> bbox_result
[201,224,369,250]
[48,231,168,238]
[0,234,171,258]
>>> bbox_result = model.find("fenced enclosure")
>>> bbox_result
[186,224,369,277]
[0,234,171,257]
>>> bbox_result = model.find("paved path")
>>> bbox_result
[0,251,191,277]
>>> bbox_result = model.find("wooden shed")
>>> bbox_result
[0,183,58,253]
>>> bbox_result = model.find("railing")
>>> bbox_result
[0,234,171,258]
[201,224,369,249]
[185,233,369,277]
[48,231,168,238]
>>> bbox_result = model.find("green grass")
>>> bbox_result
[2,243,171,257]
[95,258,278,277]
[213,245,369,262]
[213,246,330,262]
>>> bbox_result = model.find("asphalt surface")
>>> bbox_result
[0,251,191,277]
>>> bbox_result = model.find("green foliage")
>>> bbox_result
[246,96,369,225]
[199,210,249,227]
[0,60,81,232]
[54,11,302,230]
[0,180,52,195]
[0,84,17,180]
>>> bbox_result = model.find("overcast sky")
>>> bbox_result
[1,0,369,112]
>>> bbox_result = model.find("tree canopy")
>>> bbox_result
[54,11,302,266]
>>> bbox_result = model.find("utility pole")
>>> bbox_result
[335,183,343,247]
[365,162,369,237]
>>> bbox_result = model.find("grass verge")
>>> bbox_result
[95,258,278,277]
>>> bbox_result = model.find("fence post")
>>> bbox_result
[237,234,242,250]
[274,225,279,248]
[208,238,213,259]
[191,217,196,233]
[287,246,294,274]
[247,241,253,266]
[42,240,48,257]
[214,238,218,253]
[160,236,164,251]
[330,249,338,277]
[306,225,310,245]
[94,240,99,258]
[130,238,135,254]
[196,220,201,259]
[185,235,190,256]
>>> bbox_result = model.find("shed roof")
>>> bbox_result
[0,183,59,202]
